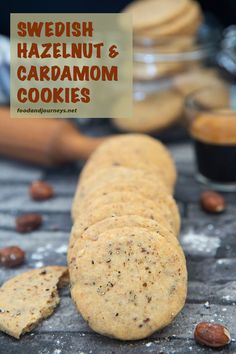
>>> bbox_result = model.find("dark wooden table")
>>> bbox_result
[0,139,236,354]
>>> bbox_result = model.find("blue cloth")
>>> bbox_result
[0,35,10,105]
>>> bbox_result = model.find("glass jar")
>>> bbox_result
[184,26,236,191]
[112,25,221,134]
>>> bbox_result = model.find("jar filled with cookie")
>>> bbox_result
[112,0,223,135]
[185,26,236,191]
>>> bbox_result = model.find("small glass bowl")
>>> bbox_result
[185,85,236,191]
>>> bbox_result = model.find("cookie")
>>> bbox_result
[124,0,189,31]
[112,90,183,133]
[0,266,69,339]
[138,1,202,37]
[72,180,180,234]
[69,190,176,257]
[84,216,175,242]
[68,208,176,268]
[73,197,177,235]
[77,166,169,203]
[72,190,168,221]
[191,85,230,110]
[174,68,229,97]
[79,134,176,191]
[68,215,176,283]
[70,227,187,340]
[69,134,186,340]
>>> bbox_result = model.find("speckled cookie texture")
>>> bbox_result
[73,166,179,230]
[68,134,187,340]
[68,217,177,284]
[0,266,69,339]
[68,195,178,266]
[78,134,177,192]
[71,190,178,233]
[71,228,187,340]
[73,185,180,234]
[68,209,177,278]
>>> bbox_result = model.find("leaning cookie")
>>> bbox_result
[174,68,230,97]
[112,91,183,133]
[78,134,177,193]
[71,190,174,225]
[77,166,170,204]
[73,179,180,233]
[70,227,187,340]
[123,0,189,31]
[0,266,69,339]
[68,216,177,284]
[68,212,176,270]
[70,198,177,255]
[138,1,202,37]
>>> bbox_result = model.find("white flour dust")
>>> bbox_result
[180,228,220,256]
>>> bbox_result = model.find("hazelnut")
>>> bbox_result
[0,246,25,267]
[16,213,42,233]
[30,181,54,201]
[200,191,225,213]
[194,322,231,348]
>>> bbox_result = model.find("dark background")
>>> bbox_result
[0,0,235,37]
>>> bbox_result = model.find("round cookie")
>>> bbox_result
[79,134,176,192]
[112,90,183,133]
[174,68,230,97]
[138,1,202,37]
[67,205,178,263]
[68,215,177,283]
[70,195,179,260]
[72,197,177,235]
[124,0,189,31]
[72,180,180,234]
[70,227,187,340]
[77,166,169,202]
[72,190,169,221]
[83,216,175,242]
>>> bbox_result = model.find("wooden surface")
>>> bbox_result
[0,139,236,354]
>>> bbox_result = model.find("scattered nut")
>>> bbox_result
[200,191,225,213]
[30,181,54,201]
[0,246,25,267]
[16,213,42,233]
[194,322,231,348]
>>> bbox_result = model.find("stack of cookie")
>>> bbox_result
[68,134,187,340]
[112,0,204,134]
[125,0,202,38]
[112,68,230,134]
[112,90,184,133]
[174,68,230,108]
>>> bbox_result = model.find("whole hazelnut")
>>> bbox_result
[0,246,25,267]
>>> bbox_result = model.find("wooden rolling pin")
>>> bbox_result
[0,107,105,166]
